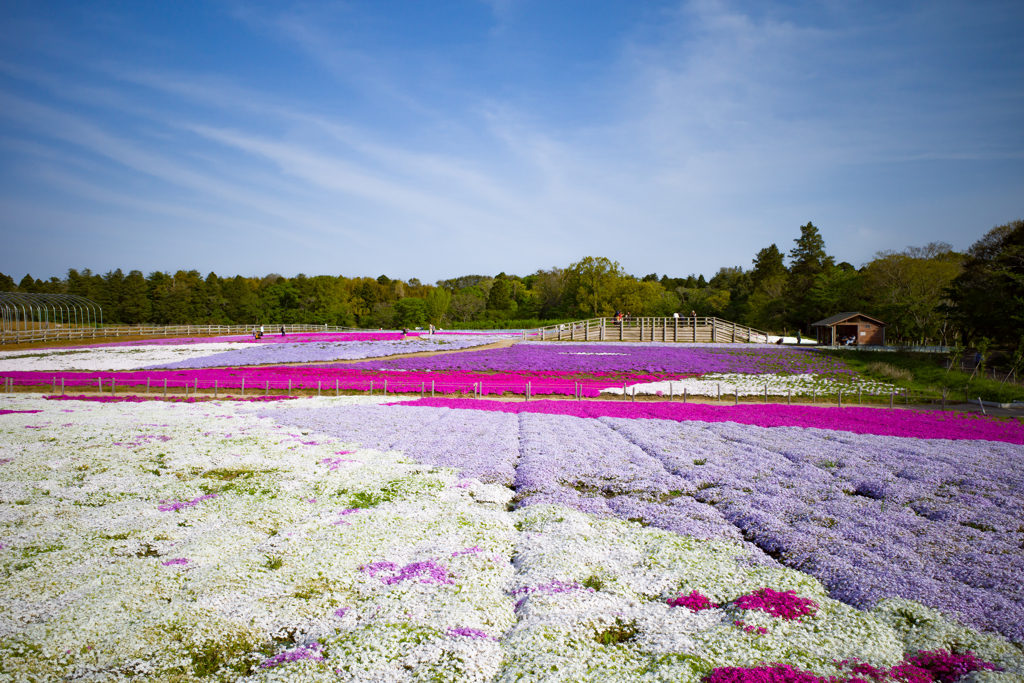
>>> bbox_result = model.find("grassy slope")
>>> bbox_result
[821,349,1024,404]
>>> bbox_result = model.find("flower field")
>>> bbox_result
[0,333,513,372]
[1,337,1022,682]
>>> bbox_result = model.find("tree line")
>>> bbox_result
[3,219,1021,348]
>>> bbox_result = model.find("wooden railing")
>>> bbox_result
[523,317,770,343]
[0,323,346,346]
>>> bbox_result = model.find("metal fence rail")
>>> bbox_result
[523,316,770,343]
[1,373,946,409]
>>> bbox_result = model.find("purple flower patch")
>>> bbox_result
[447,627,497,640]
[161,558,189,566]
[158,493,217,512]
[260,642,324,669]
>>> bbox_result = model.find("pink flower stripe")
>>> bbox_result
[9,367,662,398]
[53,332,422,349]
[394,398,1024,445]
[0,410,43,415]
[706,648,998,683]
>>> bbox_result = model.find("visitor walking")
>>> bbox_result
[280,326,285,337]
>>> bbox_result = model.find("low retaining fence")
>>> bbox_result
[0,374,962,409]
[525,317,770,343]
[0,323,344,345]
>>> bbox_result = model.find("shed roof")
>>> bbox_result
[811,312,886,327]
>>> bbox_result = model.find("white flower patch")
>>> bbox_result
[602,372,897,397]
[0,342,260,371]
[0,395,515,682]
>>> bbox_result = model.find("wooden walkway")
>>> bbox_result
[526,317,770,343]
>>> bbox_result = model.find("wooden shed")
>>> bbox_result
[811,312,886,346]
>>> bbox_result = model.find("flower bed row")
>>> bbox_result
[264,399,1024,643]
[0,334,513,372]
[353,342,855,376]
[2,394,1020,682]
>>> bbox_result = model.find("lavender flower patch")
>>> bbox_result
[149,334,509,369]
[514,413,744,542]
[356,341,854,377]
[603,417,1024,643]
[391,409,520,485]
[264,403,519,484]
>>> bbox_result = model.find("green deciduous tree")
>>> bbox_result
[423,287,452,325]
[566,256,623,317]
[394,297,428,327]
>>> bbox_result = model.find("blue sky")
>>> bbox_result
[1,1,1022,283]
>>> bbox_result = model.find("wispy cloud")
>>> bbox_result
[1,0,1021,280]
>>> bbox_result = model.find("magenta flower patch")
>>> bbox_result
[704,664,833,683]
[733,588,819,620]
[667,590,718,611]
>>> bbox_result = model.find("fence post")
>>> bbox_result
[787,388,791,405]
[623,382,627,401]
[669,382,673,401]
[717,383,721,402]
[318,381,321,397]
[214,380,218,398]
[370,381,373,396]
[889,392,893,409]
[52,376,56,394]
[383,380,387,395]
[684,387,688,403]
[336,379,339,397]
[838,389,841,408]
[764,385,768,404]
[112,378,116,396]
[62,378,65,396]
[163,379,167,398]
[288,380,292,397]
[98,377,102,394]
[194,378,198,396]
[431,380,434,397]
[265,381,269,397]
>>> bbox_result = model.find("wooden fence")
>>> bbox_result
[0,323,345,346]
[525,316,770,343]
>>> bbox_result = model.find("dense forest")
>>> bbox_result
[3,220,1021,348]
